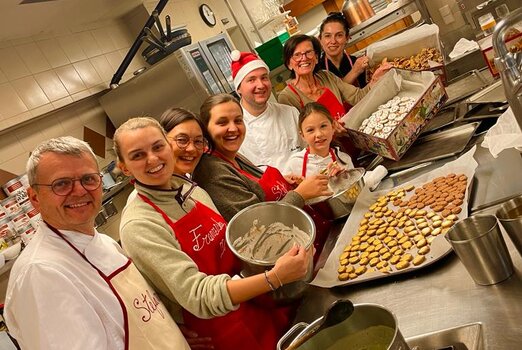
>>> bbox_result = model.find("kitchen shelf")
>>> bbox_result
[255,11,291,30]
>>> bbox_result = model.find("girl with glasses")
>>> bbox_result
[115,114,312,350]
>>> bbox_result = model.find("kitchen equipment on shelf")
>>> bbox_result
[226,202,315,302]
[100,33,234,128]
[342,0,376,27]
[493,8,522,132]
[277,302,410,350]
[445,215,514,285]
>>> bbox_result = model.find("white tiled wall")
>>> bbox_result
[0,19,147,133]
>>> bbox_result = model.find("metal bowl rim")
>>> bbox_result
[225,201,316,265]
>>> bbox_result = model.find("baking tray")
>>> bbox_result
[310,148,477,288]
[464,80,506,104]
[381,122,480,172]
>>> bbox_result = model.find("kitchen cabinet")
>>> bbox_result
[283,0,327,18]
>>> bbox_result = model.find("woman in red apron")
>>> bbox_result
[115,115,312,350]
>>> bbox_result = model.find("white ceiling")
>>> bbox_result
[0,0,144,42]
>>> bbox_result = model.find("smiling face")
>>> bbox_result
[166,120,206,175]
[288,40,318,78]
[207,101,245,160]
[117,126,174,189]
[320,22,348,59]
[28,152,102,235]
[300,111,334,157]
[237,67,271,113]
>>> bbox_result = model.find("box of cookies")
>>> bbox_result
[311,146,478,288]
[365,24,446,85]
[340,68,447,161]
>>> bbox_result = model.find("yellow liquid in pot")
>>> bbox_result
[327,325,395,350]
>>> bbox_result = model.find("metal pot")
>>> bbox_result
[307,168,365,220]
[226,202,316,302]
[278,303,410,350]
[342,0,376,28]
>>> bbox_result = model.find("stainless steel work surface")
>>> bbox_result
[465,80,506,104]
[382,122,479,172]
[296,145,522,349]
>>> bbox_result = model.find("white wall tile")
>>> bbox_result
[108,23,133,50]
[15,43,51,74]
[58,34,87,63]
[73,60,102,88]
[37,39,70,68]
[90,55,114,81]
[11,76,50,109]
[0,83,28,118]
[30,103,54,118]
[92,28,116,54]
[14,122,48,153]
[0,153,29,175]
[56,109,82,132]
[9,37,34,46]
[1,111,33,131]
[66,126,84,140]
[89,83,108,94]
[71,90,91,101]
[32,32,55,42]
[34,70,69,101]
[79,106,106,135]
[0,41,12,49]
[75,32,102,58]
[51,96,74,110]
[0,69,7,84]
[0,48,31,81]
[0,132,26,162]
[105,51,124,72]
[55,65,87,94]
[39,115,66,139]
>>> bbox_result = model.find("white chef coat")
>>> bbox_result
[240,101,305,173]
[5,223,128,350]
[284,147,354,176]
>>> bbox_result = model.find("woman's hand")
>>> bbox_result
[333,120,347,135]
[352,55,369,76]
[294,174,333,200]
[271,243,313,285]
[326,161,346,177]
[284,174,304,186]
[369,58,393,87]
[179,324,214,349]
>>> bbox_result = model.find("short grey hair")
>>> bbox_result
[27,136,98,186]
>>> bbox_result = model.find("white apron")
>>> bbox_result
[47,223,189,350]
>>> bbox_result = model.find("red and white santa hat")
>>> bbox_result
[231,50,269,90]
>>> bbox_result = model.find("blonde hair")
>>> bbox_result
[113,117,167,161]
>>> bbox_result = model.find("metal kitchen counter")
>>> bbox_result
[296,137,522,349]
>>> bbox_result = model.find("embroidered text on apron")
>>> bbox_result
[138,192,290,350]
[47,222,186,350]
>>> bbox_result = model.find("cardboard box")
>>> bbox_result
[340,69,447,161]
[366,24,446,85]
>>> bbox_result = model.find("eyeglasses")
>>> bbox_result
[292,50,316,61]
[34,173,102,196]
[169,135,208,150]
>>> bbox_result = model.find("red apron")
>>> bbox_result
[324,53,357,112]
[300,149,336,261]
[287,83,360,166]
[213,151,293,201]
[47,222,189,350]
[138,192,290,350]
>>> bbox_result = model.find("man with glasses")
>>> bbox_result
[230,50,304,172]
[4,136,190,349]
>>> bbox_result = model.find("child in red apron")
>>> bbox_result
[285,102,355,257]
[115,116,313,350]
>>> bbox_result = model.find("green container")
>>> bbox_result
[255,32,289,70]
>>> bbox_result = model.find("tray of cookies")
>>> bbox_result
[311,146,478,288]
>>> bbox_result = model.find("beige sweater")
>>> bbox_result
[119,175,235,323]
[277,70,370,110]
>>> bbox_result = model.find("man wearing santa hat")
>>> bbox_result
[231,50,304,172]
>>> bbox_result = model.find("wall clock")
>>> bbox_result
[199,4,216,27]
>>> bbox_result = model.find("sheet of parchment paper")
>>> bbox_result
[311,146,478,288]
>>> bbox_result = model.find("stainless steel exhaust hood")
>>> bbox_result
[99,52,209,128]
